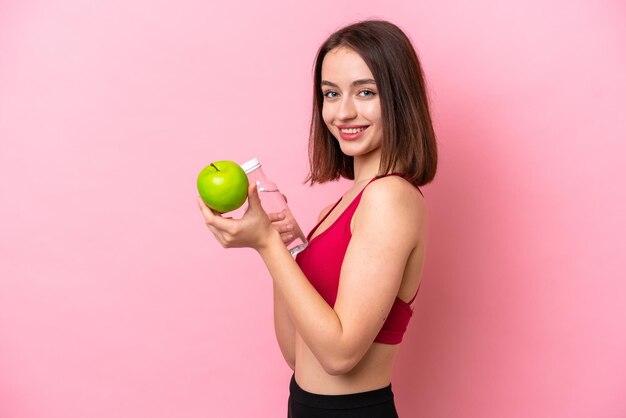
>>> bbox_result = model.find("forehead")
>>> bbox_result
[321,47,374,83]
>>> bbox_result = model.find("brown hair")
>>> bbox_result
[304,19,437,187]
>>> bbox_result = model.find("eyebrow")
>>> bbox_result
[321,78,377,88]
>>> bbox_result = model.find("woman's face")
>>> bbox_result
[321,47,383,158]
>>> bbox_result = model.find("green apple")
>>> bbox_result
[197,160,249,213]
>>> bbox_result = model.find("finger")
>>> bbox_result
[206,222,226,245]
[197,196,215,220]
[247,182,262,208]
[282,193,288,204]
[268,211,287,222]
[196,196,235,232]
[272,223,293,234]
[280,232,295,245]
[244,183,266,217]
[195,201,227,241]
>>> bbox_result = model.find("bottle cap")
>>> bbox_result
[240,157,261,174]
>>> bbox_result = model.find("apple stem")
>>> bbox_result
[210,163,220,172]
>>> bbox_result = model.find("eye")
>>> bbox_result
[359,89,376,97]
[322,90,338,99]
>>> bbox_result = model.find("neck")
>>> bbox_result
[353,176,375,186]
[352,150,383,184]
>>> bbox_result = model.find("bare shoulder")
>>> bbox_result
[354,176,427,241]
[361,176,426,215]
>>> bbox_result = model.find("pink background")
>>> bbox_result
[1,1,625,417]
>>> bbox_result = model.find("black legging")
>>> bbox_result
[288,373,399,418]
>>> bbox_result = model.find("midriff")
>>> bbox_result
[294,334,399,394]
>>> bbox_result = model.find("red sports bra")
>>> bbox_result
[295,173,423,345]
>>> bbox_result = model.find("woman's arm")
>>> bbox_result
[197,179,423,375]
[272,202,338,372]
[273,282,296,371]
[258,177,423,375]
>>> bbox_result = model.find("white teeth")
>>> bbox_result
[341,127,367,134]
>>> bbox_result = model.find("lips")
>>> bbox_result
[338,125,370,134]
[338,125,369,140]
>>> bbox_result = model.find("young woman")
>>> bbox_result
[197,19,437,418]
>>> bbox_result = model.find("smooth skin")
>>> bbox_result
[196,46,427,395]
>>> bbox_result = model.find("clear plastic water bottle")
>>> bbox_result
[240,158,308,256]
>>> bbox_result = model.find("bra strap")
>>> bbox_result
[307,197,342,240]
[366,173,423,197]
[407,282,421,305]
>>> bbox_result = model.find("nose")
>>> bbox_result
[337,96,357,121]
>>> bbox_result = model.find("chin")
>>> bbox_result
[338,142,378,158]
[336,143,361,157]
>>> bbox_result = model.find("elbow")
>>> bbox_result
[322,341,366,376]
[322,355,357,376]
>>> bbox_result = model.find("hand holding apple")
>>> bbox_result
[196,160,249,213]
[196,182,280,251]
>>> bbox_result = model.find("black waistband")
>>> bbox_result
[289,373,394,410]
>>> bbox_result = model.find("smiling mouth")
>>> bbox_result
[339,126,369,134]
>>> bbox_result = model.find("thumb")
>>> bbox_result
[246,181,262,210]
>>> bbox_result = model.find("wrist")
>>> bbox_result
[256,227,283,256]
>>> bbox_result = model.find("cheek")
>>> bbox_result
[361,102,382,123]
